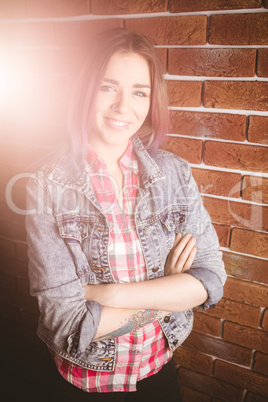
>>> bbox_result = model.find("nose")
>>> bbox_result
[112,92,130,114]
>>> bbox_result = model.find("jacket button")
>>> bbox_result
[152,266,159,273]
[164,316,170,323]
[173,340,178,346]
[143,227,152,236]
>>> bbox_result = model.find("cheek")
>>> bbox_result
[137,102,150,122]
[95,98,110,113]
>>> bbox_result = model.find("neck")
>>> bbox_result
[88,140,130,168]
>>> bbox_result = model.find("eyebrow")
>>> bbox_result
[103,78,151,89]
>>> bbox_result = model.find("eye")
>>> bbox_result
[100,85,116,92]
[133,91,147,97]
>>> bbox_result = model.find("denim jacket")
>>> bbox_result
[26,136,226,372]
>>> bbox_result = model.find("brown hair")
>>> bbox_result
[67,28,170,164]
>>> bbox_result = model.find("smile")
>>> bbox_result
[105,117,130,130]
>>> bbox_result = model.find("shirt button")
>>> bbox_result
[127,242,133,249]
[143,227,152,236]
[164,316,170,323]
[152,266,159,273]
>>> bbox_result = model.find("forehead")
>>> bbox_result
[104,52,151,84]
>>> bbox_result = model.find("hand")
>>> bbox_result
[164,233,197,276]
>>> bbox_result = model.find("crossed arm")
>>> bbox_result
[83,233,208,341]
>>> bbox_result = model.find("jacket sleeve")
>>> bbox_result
[179,163,227,310]
[25,172,102,356]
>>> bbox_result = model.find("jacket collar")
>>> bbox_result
[48,135,165,192]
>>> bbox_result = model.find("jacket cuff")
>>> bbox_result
[185,268,223,310]
[68,301,102,356]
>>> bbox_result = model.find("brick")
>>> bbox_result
[214,360,268,396]
[167,80,202,107]
[16,243,28,262]
[204,81,268,111]
[0,239,15,259]
[91,0,167,14]
[20,308,39,329]
[213,223,231,247]
[183,331,252,366]
[174,346,213,374]
[170,110,246,141]
[202,196,267,232]
[27,0,89,18]
[253,352,268,376]
[0,22,55,47]
[193,310,222,337]
[257,49,268,77]
[209,13,268,46]
[0,221,27,243]
[178,367,244,401]
[192,168,241,197]
[55,18,124,47]
[0,301,20,322]
[246,392,268,402]
[230,228,268,259]
[248,115,268,145]
[204,141,268,172]
[161,136,203,164]
[0,202,13,223]
[262,309,268,330]
[0,0,26,18]
[0,287,38,315]
[169,48,256,77]
[180,386,210,402]
[224,277,268,307]
[0,256,28,279]
[223,321,268,353]
[17,277,30,296]
[242,175,268,204]
[205,298,261,328]
[0,272,16,292]
[265,0,268,7]
[126,16,207,46]
[222,251,268,284]
[169,0,261,12]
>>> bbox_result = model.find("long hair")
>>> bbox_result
[67,28,170,166]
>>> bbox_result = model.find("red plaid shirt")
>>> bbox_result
[51,140,172,392]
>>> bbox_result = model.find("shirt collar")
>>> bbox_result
[86,138,138,173]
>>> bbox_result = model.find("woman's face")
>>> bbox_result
[89,51,151,153]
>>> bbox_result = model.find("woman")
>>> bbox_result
[26,28,226,401]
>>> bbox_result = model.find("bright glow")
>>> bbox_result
[0,52,11,117]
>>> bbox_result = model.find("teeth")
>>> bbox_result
[109,119,128,127]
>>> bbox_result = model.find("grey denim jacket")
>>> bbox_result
[26,136,226,372]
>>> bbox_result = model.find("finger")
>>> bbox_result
[171,235,196,269]
[169,233,193,267]
[175,236,196,268]
[171,232,182,251]
[182,246,197,272]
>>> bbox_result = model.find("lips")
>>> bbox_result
[105,117,131,130]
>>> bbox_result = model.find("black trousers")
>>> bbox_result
[48,357,182,402]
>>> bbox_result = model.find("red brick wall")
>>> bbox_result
[0,1,267,400]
